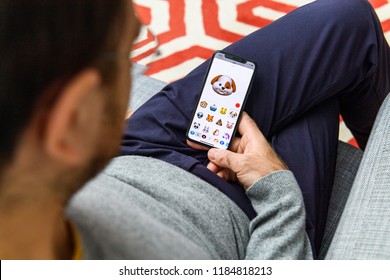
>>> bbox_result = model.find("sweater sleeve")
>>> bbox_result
[244,170,313,259]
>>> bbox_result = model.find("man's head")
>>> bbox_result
[0,0,140,205]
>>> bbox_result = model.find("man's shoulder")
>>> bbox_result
[65,155,250,259]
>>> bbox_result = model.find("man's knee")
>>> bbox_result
[309,0,376,38]
[318,0,374,26]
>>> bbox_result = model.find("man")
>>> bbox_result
[0,0,311,259]
[0,0,388,259]
[0,0,308,259]
[0,0,141,259]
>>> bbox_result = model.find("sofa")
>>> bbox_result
[129,63,390,259]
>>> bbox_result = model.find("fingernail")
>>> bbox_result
[208,149,217,160]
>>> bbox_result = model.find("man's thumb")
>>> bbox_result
[208,148,239,171]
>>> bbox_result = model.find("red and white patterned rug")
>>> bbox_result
[131,0,390,146]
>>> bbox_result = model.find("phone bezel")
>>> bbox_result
[186,50,257,150]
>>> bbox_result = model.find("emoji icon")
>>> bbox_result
[235,103,241,108]
[197,112,204,119]
[216,119,223,126]
[200,101,208,108]
[210,104,217,112]
[220,107,227,114]
[211,75,237,96]
[196,132,202,137]
[225,142,230,147]
[202,135,207,139]
[190,131,195,135]
[193,122,200,129]
[213,129,219,136]
[220,141,225,145]
[222,133,231,140]
[206,115,214,122]
[226,121,234,129]
[203,126,210,133]
[229,110,238,119]
[214,139,219,143]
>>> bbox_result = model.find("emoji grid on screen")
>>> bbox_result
[189,56,254,149]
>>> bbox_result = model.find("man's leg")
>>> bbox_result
[122,0,390,256]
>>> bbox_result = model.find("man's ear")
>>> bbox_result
[43,69,103,167]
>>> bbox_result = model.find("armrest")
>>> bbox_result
[129,63,167,110]
[318,141,363,259]
[326,94,390,259]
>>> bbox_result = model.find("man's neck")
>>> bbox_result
[0,186,74,259]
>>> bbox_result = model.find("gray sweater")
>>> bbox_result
[66,156,312,259]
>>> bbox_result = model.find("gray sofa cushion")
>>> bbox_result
[319,141,362,259]
[326,94,390,259]
[129,63,166,111]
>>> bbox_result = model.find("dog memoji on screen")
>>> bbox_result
[211,75,237,96]
[187,51,256,149]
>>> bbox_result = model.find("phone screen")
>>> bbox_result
[187,51,256,149]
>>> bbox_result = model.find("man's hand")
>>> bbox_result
[206,112,288,190]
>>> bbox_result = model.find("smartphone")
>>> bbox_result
[187,50,257,149]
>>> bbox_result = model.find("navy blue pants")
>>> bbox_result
[121,0,390,257]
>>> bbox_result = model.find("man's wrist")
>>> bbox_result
[246,170,293,193]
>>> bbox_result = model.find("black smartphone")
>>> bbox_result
[187,50,257,149]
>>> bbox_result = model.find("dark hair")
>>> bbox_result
[0,0,127,168]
